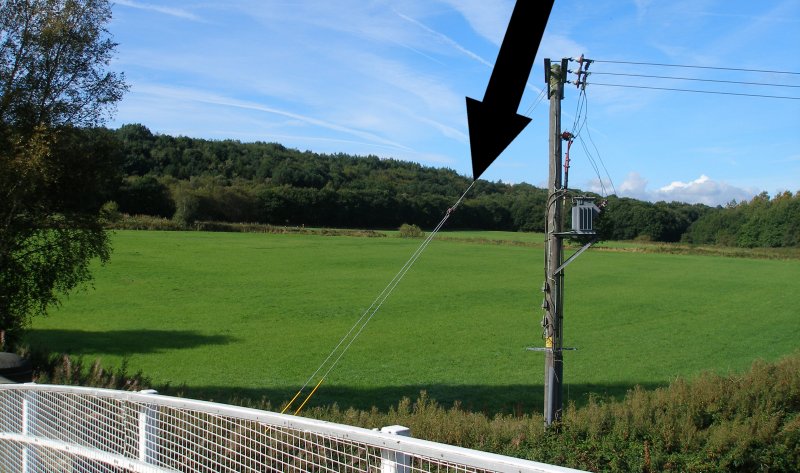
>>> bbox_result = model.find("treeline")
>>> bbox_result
[684,191,800,247]
[103,124,798,246]
[112,123,548,231]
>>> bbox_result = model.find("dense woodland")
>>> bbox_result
[109,124,799,247]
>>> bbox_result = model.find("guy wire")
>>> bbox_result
[283,180,477,414]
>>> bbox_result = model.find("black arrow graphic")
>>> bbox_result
[467,0,554,180]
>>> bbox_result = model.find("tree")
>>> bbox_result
[117,123,155,176]
[0,0,127,346]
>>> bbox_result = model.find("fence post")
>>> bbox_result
[21,391,36,473]
[138,389,159,464]
[380,425,411,473]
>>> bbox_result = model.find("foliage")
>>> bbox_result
[99,200,121,223]
[116,175,175,218]
[398,223,424,238]
[595,196,710,243]
[0,0,126,129]
[29,348,799,471]
[685,191,800,248]
[108,214,389,237]
[105,125,726,242]
[107,213,185,231]
[108,124,800,246]
[22,348,151,390]
[113,122,800,247]
[301,352,800,472]
[0,127,121,344]
[0,0,126,346]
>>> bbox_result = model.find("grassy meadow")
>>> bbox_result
[27,230,800,414]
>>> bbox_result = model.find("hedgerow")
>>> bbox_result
[304,353,800,472]
[26,349,800,472]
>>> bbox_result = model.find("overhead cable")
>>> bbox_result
[590,71,800,89]
[587,82,800,100]
[590,59,800,76]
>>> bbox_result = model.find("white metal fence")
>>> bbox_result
[0,384,585,473]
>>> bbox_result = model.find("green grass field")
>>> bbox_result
[27,230,800,414]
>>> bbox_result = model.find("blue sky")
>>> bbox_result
[108,0,800,206]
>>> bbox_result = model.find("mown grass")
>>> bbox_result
[27,230,800,415]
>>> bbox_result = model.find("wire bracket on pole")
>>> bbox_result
[569,54,593,90]
[553,237,598,276]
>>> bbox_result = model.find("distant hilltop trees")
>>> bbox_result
[107,124,798,247]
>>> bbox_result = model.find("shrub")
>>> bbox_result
[99,201,122,224]
[301,352,800,472]
[22,348,152,391]
[172,190,201,226]
[108,214,185,231]
[398,223,425,238]
[20,344,799,472]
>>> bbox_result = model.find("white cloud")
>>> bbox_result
[614,172,758,206]
[619,172,649,197]
[349,52,463,115]
[654,175,757,206]
[633,0,654,20]
[108,0,799,193]
[439,0,514,46]
[537,34,587,63]
[115,1,479,156]
[129,84,413,152]
[114,0,202,21]
[394,11,492,67]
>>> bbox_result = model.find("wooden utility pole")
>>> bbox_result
[543,59,566,427]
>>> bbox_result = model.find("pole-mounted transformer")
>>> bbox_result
[571,197,601,234]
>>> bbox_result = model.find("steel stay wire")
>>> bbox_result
[291,204,456,414]
[523,87,548,117]
[284,179,478,414]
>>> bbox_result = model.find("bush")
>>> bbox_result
[398,223,425,238]
[99,201,121,224]
[21,348,151,391]
[299,352,800,472]
[108,214,186,231]
[172,190,201,226]
[20,345,799,471]
[115,175,175,218]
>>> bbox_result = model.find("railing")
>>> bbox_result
[0,384,585,473]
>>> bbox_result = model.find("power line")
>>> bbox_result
[590,59,800,76]
[573,90,616,197]
[590,71,800,89]
[587,81,800,100]
[569,87,587,137]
